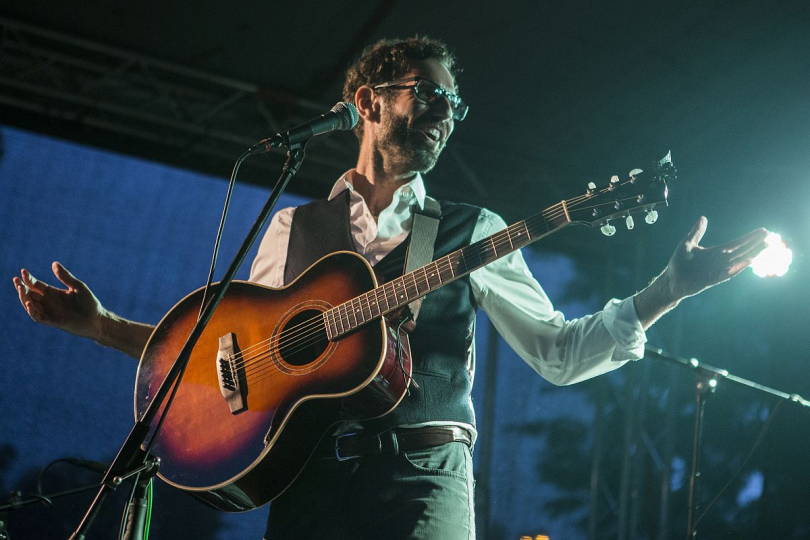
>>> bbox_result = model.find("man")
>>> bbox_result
[14,37,767,539]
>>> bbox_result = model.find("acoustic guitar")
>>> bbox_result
[134,153,675,511]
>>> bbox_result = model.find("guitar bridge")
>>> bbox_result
[216,332,248,414]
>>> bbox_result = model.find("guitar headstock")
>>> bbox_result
[565,152,675,235]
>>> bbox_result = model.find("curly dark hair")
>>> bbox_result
[342,36,461,140]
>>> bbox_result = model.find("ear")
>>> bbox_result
[355,85,381,127]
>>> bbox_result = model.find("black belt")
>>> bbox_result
[317,426,473,461]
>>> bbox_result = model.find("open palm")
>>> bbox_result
[13,261,105,339]
[667,217,768,300]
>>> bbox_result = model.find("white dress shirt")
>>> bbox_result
[250,170,647,388]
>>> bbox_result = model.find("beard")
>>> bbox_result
[376,112,445,174]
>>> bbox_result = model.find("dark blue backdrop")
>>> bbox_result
[0,126,311,538]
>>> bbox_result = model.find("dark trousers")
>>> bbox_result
[264,441,475,540]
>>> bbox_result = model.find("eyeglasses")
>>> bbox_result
[373,76,469,121]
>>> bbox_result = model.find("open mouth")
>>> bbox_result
[417,126,442,143]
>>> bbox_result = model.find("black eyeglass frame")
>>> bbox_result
[373,76,469,121]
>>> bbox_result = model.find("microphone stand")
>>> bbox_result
[68,143,307,539]
[644,346,810,540]
[121,458,160,540]
[1,484,97,540]
[1,484,102,513]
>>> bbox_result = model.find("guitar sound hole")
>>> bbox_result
[278,309,329,367]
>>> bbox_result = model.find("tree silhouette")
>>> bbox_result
[507,360,810,539]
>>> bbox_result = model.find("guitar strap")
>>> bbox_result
[403,196,442,323]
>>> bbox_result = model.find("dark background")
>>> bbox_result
[2,1,810,538]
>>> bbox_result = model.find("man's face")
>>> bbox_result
[374,58,457,174]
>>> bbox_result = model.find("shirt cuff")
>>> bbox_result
[602,297,647,361]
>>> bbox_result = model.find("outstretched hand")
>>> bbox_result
[634,217,769,329]
[13,262,106,340]
[665,216,769,301]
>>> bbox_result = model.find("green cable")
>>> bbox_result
[143,479,153,540]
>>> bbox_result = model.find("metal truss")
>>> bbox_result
[0,17,356,191]
[585,247,684,540]
[586,360,679,540]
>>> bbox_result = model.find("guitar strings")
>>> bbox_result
[223,185,644,382]
[230,192,583,366]
[242,214,644,384]
[227,186,605,366]
[236,188,644,382]
[230,197,572,376]
[231,187,641,383]
[240,209,562,384]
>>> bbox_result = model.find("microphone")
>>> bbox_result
[249,101,359,153]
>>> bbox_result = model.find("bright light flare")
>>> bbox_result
[751,233,792,277]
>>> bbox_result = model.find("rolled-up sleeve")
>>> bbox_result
[470,209,646,385]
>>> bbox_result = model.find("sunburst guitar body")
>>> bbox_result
[134,251,411,511]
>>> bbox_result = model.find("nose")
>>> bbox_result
[430,94,454,122]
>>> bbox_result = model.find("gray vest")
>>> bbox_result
[284,191,482,432]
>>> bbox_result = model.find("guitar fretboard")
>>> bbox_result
[322,204,570,340]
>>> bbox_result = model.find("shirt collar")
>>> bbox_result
[327,169,426,210]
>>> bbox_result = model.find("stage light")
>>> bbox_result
[751,233,792,277]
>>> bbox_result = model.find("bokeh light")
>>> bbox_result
[751,233,792,277]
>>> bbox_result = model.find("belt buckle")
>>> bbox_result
[335,433,357,461]
[335,432,381,461]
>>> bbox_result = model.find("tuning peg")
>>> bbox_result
[626,216,635,230]
[645,210,659,224]
[601,223,616,236]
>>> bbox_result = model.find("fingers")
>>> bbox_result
[24,298,52,324]
[14,274,42,303]
[13,276,50,323]
[726,257,755,279]
[718,230,769,279]
[719,227,769,254]
[20,268,49,294]
[53,261,84,292]
[685,216,708,247]
[13,276,29,308]
[728,234,768,264]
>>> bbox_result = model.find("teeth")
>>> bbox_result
[422,128,440,142]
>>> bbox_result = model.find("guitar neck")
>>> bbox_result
[323,202,571,340]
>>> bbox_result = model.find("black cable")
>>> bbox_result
[145,150,249,458]
[36,457,106,501]
[197,151,249,319]
[117,472,141,540]
[36,458,70,499]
